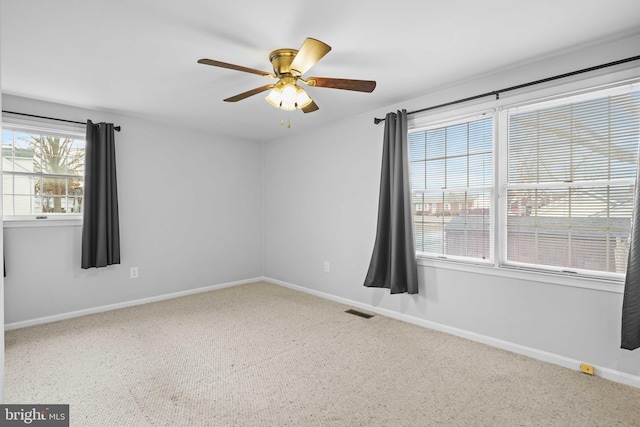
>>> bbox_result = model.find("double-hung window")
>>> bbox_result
[2,123,86,220]
[409,114,493,262]
[502,84,640,278]
[408,79,640,282]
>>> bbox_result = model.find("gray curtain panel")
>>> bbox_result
[81,120,121,269]
[364,110,418,294]
[622,156,640,350]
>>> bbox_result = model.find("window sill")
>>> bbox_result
[3,218,82,228]
[417,256,624,294]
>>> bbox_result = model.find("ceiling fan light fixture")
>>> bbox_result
[199,37,376,116]
[280,83,298,110]
[295,86,312,109]
[265,79,313,111]
[265,85,285,108]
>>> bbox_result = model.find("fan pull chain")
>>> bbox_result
[278,107,292,128]
[279,102,284,125]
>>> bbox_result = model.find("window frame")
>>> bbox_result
[409,110,496,264]
[407,68,640,291]
[2,117,86,226]
[498,81,640,281]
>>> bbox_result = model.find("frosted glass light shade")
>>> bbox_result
[265,81,312,111]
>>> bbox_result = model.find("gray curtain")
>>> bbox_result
[364,109,418,294]
[81,120,121,269]
[622,153,640,350]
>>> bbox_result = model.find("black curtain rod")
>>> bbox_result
[374,55,640,124]
[1,110,121,132]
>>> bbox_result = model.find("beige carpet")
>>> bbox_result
[5,281,640,426]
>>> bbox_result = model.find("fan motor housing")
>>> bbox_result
[269,49,298,76]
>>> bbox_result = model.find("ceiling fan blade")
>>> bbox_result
[198,58,274,77]
[290,38,332,76]
[307,77,376,92]
[224,84,275,102]
[302,100,319,113]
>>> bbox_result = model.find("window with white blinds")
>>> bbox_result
[409,115,493,261]
[504,84,640,277]
[406,80,640,281]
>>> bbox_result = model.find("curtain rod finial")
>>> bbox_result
[374,117,383,125]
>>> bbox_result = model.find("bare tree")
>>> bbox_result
[28,135,84,213]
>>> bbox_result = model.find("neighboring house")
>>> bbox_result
[2,134,84,216]
[444,187,633,273]
[413,194,483,216]
[2,147,35,216]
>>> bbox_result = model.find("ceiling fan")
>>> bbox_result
[197,38,376,114]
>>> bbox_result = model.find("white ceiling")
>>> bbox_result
[2,0,640,141]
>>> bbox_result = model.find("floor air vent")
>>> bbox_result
[345,309,374,319]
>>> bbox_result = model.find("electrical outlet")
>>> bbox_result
[323,261,330,273]
[130,267,139,279]
[580,363,594,375]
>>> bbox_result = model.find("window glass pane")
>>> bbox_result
[41,177,67,197]
[68,142,85,176]
[444,191,491,260]
[14,132,34,150]
[446,156,468,188]
[12,195,42,215]
[13,175,38,196]
[409,115,493,262]
[1,129,12,145]
[410,160,426,192]
[425,159,445,190]
[2,174,14,195]
[468,119,493,154]
[41,154,68,174]
[2,129,13,170]
[41,196,63,213]
[16,133,40,173]
[413,193,446,254]
[67,195,83,214]
[426,128,445,159]
[445,123,469,157]
[468,153,492,187]
[69,177,83,197]
[2,148,14,173]
[409,132,426,162]
[412,190,492,259]
[2,195,12,216]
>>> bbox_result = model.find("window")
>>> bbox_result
[503,84,640,278]
[2,124,86,219]
[409,114,493,262]
[408,80,640,281]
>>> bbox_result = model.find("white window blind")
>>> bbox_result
[504,84,640,276]
[409,116,493,261]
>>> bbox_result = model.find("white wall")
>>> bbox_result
[3,32,640,388]
[263,33,640,382]
[3,94,264,325]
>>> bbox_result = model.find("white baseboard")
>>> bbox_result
[265,277,640,389]
[4,277,264,331]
